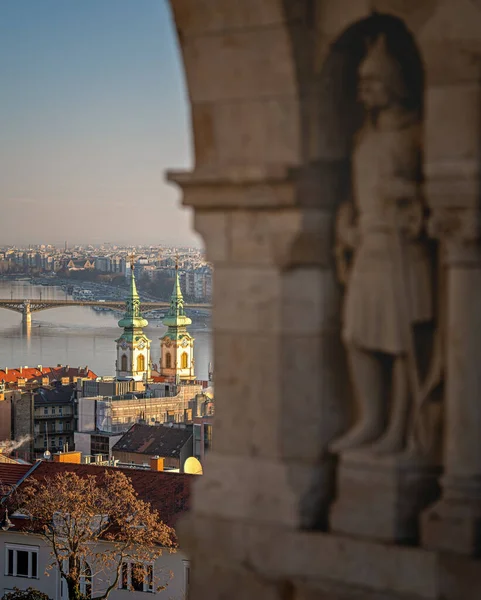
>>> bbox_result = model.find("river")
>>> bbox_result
[0,281,212,380]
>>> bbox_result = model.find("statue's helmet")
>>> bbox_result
[358,34,408,101]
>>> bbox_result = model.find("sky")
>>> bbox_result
[0,0,200,248]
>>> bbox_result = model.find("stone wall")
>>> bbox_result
[168,1,481,598]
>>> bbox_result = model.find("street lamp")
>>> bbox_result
[0,481,16,531]
[1,507,13,531]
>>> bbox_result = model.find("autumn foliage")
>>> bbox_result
[20,470,176,600]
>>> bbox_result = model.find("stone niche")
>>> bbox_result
[169,1,481,598]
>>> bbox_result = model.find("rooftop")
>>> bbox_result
[112,423,193,459]
[1,460,191,528]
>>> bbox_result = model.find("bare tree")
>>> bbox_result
[20,470,176,600]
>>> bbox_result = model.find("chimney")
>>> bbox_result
[19,367,22,374]
[53,451,81,464]
[5,368,7,374]
[150,456,164,472]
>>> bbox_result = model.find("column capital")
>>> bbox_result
[167,160,349,211]
[428,207,481,266]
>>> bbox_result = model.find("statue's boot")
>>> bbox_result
[370,356,409,456]
[329,345,385,453]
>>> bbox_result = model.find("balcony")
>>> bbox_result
[34,413,73,420]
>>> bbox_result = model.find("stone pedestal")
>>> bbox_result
[422,477,481,556]
[330,450,441,544]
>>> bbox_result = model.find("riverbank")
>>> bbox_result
[0,273,211,329]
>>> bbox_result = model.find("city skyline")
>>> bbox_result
[0,0,200,247]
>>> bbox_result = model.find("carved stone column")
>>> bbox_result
[422,205,481,555]
[166,164,351,600]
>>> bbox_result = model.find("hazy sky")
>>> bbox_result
[0,0,200,248]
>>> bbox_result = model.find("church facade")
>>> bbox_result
[159,264,195,382]
[115,261,151,383]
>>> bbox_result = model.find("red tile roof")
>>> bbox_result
[0,463,33,487]
[0,365,97,387]
[1,461,191,528]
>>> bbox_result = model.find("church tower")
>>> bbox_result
[115,256,151,382]
[160,261,195,381]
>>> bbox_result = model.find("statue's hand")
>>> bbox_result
[378,178,418,203]
[378,178,423,237]
[336,202,359,249]
[398,200,423,239]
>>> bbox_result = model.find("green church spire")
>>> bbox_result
[162,258,192,329]
[118,254,148,332]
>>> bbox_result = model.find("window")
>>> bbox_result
[80,563,92,598]
[119,562,153,593]
[181,352,188,369]
[60,561,91,600]
[59,407,63,416]
[165,353,172,369]
[5,544,39,578]
[65,423,70,431]
[183,560,190,598]
[51,407,55,415]
[137,354,145,372]
[121,354,128,371]
[44,408,48,415]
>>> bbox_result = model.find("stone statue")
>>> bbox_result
[330,34,439,456]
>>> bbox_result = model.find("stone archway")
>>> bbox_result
[167,1,481,598]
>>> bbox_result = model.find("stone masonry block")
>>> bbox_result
[418,0,481,44]
[192,96,300,168]
[279,332,350,461]
[191,103,217,166]
[229,209,334,267]
[246,528,438,599]
[192,452,326,527]
[170,0,286,37]
[281,268,338,335]
[181,26,297,104]
[421,40,481,87]
[213,266,336,335]
[212,265,282,334]
[213,326,347,462]
[212,96,301,166]
[316,0,370,37]
[189,561,288,600]
[371,1,438,34]
[425,84,481,165]
[212,332,282,457]
[192,210,229,263]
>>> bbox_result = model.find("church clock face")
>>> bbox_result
[181,338,189,348]
[138,339,146,350]
[165,338,172,347]
[121,340,128,350]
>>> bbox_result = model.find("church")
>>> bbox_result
[115,258,195,384]
[115,259,152,383]
[158,261,195,382]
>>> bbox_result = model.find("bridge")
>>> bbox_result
[0,299,212,326]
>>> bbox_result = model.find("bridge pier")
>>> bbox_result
[22,302,31,327]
